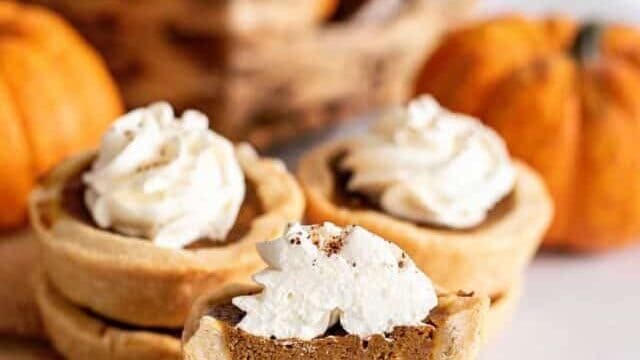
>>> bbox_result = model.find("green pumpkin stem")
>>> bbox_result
[571,23,604,63]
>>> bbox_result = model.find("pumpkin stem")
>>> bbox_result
[571,22,603,63]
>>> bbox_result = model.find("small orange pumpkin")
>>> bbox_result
[416,16,640,251]
[0,2,123,229]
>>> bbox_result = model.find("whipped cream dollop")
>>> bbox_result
[83,102,245,249]
[232,222,437,340]
[341,95,515,229]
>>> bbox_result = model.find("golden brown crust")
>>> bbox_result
[34,271,180,360]
[29,146,305,328]
[0,228,44,338]
[297,139,553,296]
[183,284,489,360]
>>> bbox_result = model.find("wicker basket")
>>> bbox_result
[25,0,473,148]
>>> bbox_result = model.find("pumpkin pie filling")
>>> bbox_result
[187,292,488,360]
[330,150,516,234]
[57,162,264,249]
[199,293,445,359]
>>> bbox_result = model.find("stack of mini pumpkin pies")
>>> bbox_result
[29,104,305,360]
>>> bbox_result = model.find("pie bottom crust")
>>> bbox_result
[0,228,44,338]
[29,147,305,328]
[34,272,181,360]
[182,284,489,360]
[297,140,553,297]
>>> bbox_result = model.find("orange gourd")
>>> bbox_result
[0,2,123,229]
[416,16,640,251]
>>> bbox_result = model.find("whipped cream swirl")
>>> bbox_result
[83,102,245,249]
[233,222,437,340]
[341,95,515,229]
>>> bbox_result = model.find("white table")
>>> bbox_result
[481,247,640,360]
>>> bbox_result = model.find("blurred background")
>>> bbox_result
[479,0,640,23]
[1,0,639,359]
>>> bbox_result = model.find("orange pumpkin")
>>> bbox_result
[0,2,123,229]
[416,16,640,251]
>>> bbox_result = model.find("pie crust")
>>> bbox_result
[29,147,305,328]
[297,139,553,297]
[485,281,521,343]
[0,228,44,338]
[34,272,181,360]
[182,284,489,360]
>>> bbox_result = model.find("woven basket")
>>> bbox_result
[26,0,473,148]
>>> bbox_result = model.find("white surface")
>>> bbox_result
[481,247,640,360]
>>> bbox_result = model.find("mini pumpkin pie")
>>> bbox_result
[183,222,489,360]
[29,103,305,328]
[297,95,553,298]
